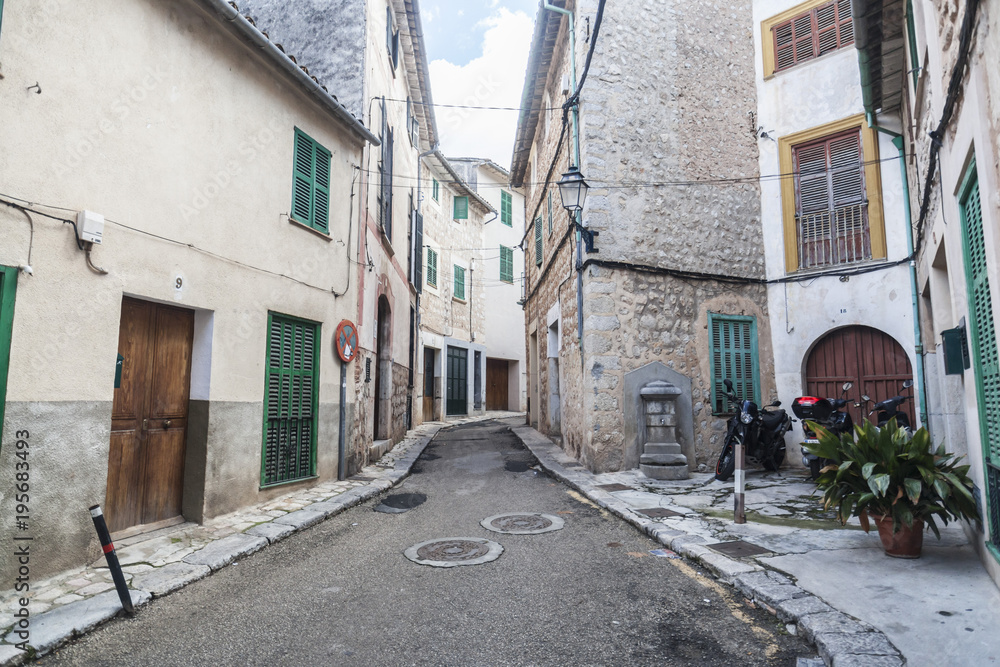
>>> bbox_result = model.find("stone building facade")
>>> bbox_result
[240,0,437,467]
[856,0,1000,586]
[413,154,493,423]
[512,0,773,472]
[0,0,375,580]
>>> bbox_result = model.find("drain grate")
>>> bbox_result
[480,513,565,535]
[374,492,427,514]
[596,483,632,492]
[705,540,772,558]
[404,538,503,568]
[635,507,683,519]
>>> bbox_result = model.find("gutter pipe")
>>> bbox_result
[851,0,929,430]
[199,0,379,146]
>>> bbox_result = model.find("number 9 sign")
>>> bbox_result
[334,320,358,363]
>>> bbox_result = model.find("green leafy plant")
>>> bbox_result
[803,419,980,538]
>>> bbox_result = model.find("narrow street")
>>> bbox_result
[42,420,808,666]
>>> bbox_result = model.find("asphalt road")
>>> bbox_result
[44,420,811,666]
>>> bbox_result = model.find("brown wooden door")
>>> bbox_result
[486,358,508,411]
[106,297,193,533]
[804,326,914,427]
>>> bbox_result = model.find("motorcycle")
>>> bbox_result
[859,379,914,431]
[791,382,855,480]
[714,379,792,482]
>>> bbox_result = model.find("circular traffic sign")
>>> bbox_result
[334,320,358,363]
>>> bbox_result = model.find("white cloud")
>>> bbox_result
[429,8,533,169]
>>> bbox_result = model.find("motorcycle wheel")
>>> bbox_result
[808,457,822,480]
[762,443,786,472]
[715,435,738,482]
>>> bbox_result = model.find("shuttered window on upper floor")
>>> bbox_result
[773,0,854,73]
[534,216,543,266]
[501,190,512,226]
[426,247,438,288]
[500,245,513,283]
[291,128,331,234]
[454,196,469,220]
[454,264,466,300]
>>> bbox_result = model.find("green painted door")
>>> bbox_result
[0,265,17,452]
[446,346,468,416]
[959,161,1000,557]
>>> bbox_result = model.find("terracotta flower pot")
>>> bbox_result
[872,514,924,558]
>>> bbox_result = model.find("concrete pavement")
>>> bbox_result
[509,423,1000,667]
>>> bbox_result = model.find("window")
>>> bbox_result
[958,159,1000,554]
[0,265,17,452]
[377,99,394,239]
[386,6,399,70]
[534,216,543,266]
[291,128,331,233]
[453,264,466,300]
[454,196,469,220]
[500,245,514,283]
[547,190,553,235]
[406,97,419,146]
[762,0,854,77]
[501,190,512,226]
[426,247,438,288]
[709,313,760,415]
[262,313,319,487]
[432,179,440,202]
[778,115,886,273]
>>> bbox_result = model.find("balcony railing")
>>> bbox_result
[797,202,871,270]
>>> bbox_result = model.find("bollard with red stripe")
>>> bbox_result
[88,505,135,615]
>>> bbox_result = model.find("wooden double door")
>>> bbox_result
[106,298,193,533]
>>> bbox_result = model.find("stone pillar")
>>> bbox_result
[639,380,689,480]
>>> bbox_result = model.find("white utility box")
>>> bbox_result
[76,210,104,245]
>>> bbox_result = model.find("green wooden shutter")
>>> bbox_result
[500,245,513,283]
[501,190,512,226]
[534,216,543,266]
[959,162,1000,554]
[262,313,319,487]
[292,129,314,225]
[0,265,17,453]
[432,179,439,202]
[426,248,437,287]
[454,265,466,300]
[709,313,760,414]
[313,143,331,232]
[454,196,469,220]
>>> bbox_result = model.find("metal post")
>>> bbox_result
[88,505,134,615]
[338,360,348,480]
[734,443,746,524]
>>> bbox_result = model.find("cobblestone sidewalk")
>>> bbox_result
[0,412,524,664]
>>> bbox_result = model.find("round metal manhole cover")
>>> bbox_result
[480,513,565,535]
[374,492,427,514]
[404,538,503,568]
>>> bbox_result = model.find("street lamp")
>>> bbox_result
[557,166,589,218]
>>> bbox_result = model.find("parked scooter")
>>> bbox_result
[859,379,914,431]
[791,382,855,480]
[714,379,792,482]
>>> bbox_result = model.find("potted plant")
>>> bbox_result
[803,419,980,558]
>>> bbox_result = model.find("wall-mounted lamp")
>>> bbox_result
[557,166,598,253]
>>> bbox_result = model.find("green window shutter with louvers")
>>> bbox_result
[534,216,543,266]
[500,245,513,283]
[454,196,469,220]
[501,190,512,226]
[426,248,437,287]
[262,313,319,487]
[708,313,760,415]
[292,128,331,233]
[313,143,331,232]
[958,160,1000,555]
[454,265,465,300]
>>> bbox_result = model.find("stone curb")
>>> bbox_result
[0,427,441,665]
[510,425,906,667]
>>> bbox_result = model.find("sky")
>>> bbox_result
[421,1,539,169]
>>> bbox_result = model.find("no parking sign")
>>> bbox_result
[334,320,358,363]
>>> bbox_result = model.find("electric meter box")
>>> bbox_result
[76,210,104,245]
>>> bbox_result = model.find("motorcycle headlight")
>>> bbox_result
[740,411,753,424]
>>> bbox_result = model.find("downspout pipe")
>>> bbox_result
[543,1,585,371]
[850,0,930,429]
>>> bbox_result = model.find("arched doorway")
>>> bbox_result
[374,296,391,441]
[804,326,915,427]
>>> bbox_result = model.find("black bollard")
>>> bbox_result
[88,505,135,615]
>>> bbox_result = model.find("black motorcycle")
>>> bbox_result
[714,379,792,482]
[791,381,855,480]
[859,379,914,430]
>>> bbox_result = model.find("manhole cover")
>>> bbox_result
[480,513,565,535]
[374,492,427,514]
[404,538,503,568]
[705,540,772,558]
[596,483,632,492]
[635,507,683,519]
